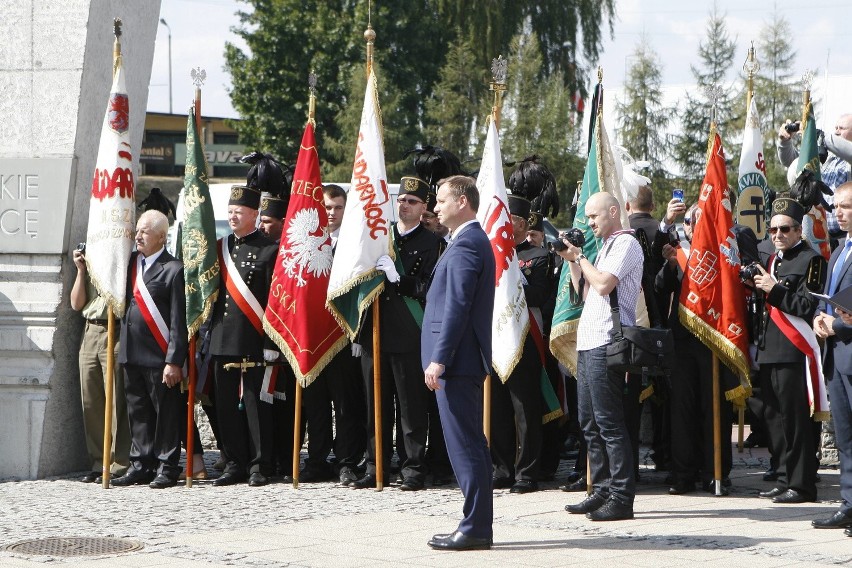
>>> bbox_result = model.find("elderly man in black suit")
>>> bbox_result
[814,182,852,532]
[424,175,496,551]
[112,210,188,489]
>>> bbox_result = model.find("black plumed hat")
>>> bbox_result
[507,155,560,219]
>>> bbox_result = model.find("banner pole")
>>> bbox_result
[292,380,302,488]
[373,302,383,491]
[185,336,197,487]
[483,376,491,447]
[101,310,116,489]
[712,354,723,496]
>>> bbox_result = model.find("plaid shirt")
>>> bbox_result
[822,154,850,235]
[576,231,644,351]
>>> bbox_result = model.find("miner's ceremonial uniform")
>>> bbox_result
[210,186,279,485]
[756,199,827,502]
[357,178,443,489]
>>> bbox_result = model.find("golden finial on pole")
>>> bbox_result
[489,55,508,130]
[801,69,815,126]
[364,1,375,76]
[112,18,123,77]
[308,71,317,126]
[742,42,760,110]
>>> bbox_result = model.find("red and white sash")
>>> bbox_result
[219,237,264,335]
[767,253,830,419]
[132,255,169,354]
[260,366,287,404]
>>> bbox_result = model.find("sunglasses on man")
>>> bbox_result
[768,224,798,235]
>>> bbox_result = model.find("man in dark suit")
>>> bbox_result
[112,210,188,489]
[209,185,279,487]
[751,199,826,504]
[424,175,495,551]
[813,181,852,530]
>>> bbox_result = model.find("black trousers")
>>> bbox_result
[361,350,428,481]
[271,365,296,475]
[490,337,542,482]
[302,347,366,472]
[213,358,274,476]
[123,363,181,479]
[668,342,733,484]
[759,362,818,498]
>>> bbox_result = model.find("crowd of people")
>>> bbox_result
[69,117,852,550]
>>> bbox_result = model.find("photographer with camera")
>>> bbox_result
[556,192,643,521]
[70,243,131,483]
[748,199,826,504]
[778,114,852,243]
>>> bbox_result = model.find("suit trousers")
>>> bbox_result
[437,374,493,539]
[302,347,366,472]
[123,363,181,479]
[490,337,542,482]
[361,350,428,482]
[668,343,732,484]
[214,359,274,476]
[79,322,130,473]
[828,366,852,514]
[760,362,818,497]
[577,345,635,504]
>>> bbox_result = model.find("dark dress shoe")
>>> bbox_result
[763,469,782,482]
[149,474,177,489]
[559,477,587,492]
[427,530,491,551]
[111,469,155,487]
[772,489,814,504]
[586,497,634,521]
[212,472,246,487]
[845,527,852,537]
[338,466,359,486]
[565,493,606,514]
[351,474,381,489]
[400,478,425,491]
[812,510,852,529]
[81,472,100,483]
[509,480,539,494]
[248,472,269,487]
[492,476,515,489]
[759,487,785,498]
[668,482,695,495]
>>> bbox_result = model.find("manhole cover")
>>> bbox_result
[4,537,144,557]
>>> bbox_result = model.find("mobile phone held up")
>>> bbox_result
[672,188,684,202]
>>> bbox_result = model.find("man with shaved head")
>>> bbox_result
[554,191,644,521]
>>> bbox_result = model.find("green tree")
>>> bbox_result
[672,4,741,185]
[752,12,798,191]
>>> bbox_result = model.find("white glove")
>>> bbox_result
[263,349,279,362]
[351,343,363,357]
[376,255,400,283]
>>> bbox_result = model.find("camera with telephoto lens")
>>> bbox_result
[739,262,761,282]
[549,227,585,253]
[784,121,801,134]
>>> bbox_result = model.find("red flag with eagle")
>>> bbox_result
[678,126,751,400]
[264,123,347,386]
[85,49,135,316]
[475,119,528,380]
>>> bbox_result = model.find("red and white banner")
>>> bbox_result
[85,56,135,316]
[475,119,528,381]
[679,129,752,398]
[264,122,346,386]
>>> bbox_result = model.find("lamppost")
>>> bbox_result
[159,18,172,114]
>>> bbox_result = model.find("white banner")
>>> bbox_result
[736,96,769,240]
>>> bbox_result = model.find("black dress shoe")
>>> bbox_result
[772,489,814,504]
[763,468,782,482]
[845,527,852,537]
[565,493,606,514]
[399,478,424,491]
[80,472,100,483]
[668,482,695,495]
[352,474,384,489]
[492,476,515,489]
[149,474,177,489]
[249,472,269,487]
[759,487,785,498]
[212,472,246,487]
[812,510,852,529]
[111,469,155,487]
[586,497,634,521]
[338,466,358,486]
[427,530,491,551]
[509,479,539,494]
[559,477,587,492]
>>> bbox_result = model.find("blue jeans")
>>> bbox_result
[577,345,635,505]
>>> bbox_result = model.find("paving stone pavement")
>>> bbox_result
[0,447,849,567]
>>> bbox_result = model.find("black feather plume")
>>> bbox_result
[138,187,176,219]
[507,155,560,219]
[404,145,464,187]
[240,151,293,212]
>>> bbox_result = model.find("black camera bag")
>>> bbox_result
[606,288,674,376]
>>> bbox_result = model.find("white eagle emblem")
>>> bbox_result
[280,209,333,287]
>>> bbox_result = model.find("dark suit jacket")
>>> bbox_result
[209,231,277,358]
[821,240,852,375]
[421,221,495,377]
[119,250,188,368]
